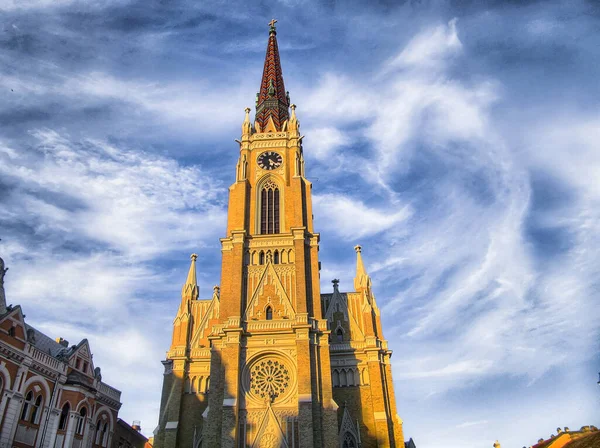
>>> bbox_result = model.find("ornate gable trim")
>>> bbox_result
[243,262,295,322]
[251,401,289,448]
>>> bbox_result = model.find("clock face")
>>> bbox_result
[257,151,283,170]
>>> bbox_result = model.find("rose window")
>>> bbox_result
[249,359,290,401]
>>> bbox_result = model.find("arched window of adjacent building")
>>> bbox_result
[20,391,34,421]
[354,369,361,386]
[76,407,87,435]
[259,251,265,265]
[273,250,279,264]
[260,180,280,234]
[95,421,102,445]
[102,422,109,447]
[191,376,197,394]
[336,328,343,343]
[59,402,70,431]
[205,376,210,393]
[265,306,273,320]
[30,394,43,424]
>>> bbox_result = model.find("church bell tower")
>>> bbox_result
[154,20,405,448]
[201,18,339,447]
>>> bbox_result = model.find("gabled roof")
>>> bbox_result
[25,323,66,357]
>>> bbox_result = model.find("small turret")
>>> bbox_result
[288,104,299,133]
[181,253,199,302]
[353,245,372,292]
[242,107,252,136]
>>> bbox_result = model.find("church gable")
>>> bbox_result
[0,305,27,347]
[251,402,289,448]
[243,262,295,321]
[190,288,220,348]
[338,405,360,448]
[324,287,365,342]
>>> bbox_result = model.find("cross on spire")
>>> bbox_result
[269,18,277,32]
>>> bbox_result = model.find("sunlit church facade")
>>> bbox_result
[154,22,405,448]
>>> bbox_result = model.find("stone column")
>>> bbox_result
[0,391,23,448]
[42,408,61,448]
[219,322,242,448]
[62,411,77,448]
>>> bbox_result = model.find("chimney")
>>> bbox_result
[132,421,141,432]
[55,337,69,347]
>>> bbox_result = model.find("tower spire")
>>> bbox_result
[181,253,199,301]
[255,18,290,132]
[354,245,372,292]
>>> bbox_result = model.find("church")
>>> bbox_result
[153,21,405,448]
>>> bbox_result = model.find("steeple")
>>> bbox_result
[354,245,372,292]
[181,253,199,301]
[255,19,290,133]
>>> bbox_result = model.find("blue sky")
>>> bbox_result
[1,0,599,446]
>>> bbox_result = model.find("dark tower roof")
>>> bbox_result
[255,19,290,132]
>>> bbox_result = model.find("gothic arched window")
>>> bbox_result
[59,402,70,431]
[260,180,280,234]
[259,251,265,265]
[31,394,42,424]
[274,250,279,264]
[336,328,344,342]
[76,407,87,435]
[20,391,33,421]
[266,306,273,320]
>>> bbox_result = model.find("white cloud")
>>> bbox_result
[304,127,351,161]
[455,420,488,429]
[383,18,462,73]
[313,193,412,239]
[0,129,226,259]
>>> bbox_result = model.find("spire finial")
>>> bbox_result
[190,253,198,261]
[332,279,339,292]
[269,18,277,34]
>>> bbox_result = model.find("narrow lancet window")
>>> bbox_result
[266,306,273,320]
[260,180,280,234]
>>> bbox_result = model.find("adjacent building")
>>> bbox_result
[154,21,404,448]
[0,255,122,448]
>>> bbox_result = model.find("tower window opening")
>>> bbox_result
[260,181,280,234]
[259,251,265,265]
[274,250,279,264]
[266,306,273,320]
[336,328,343,343]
